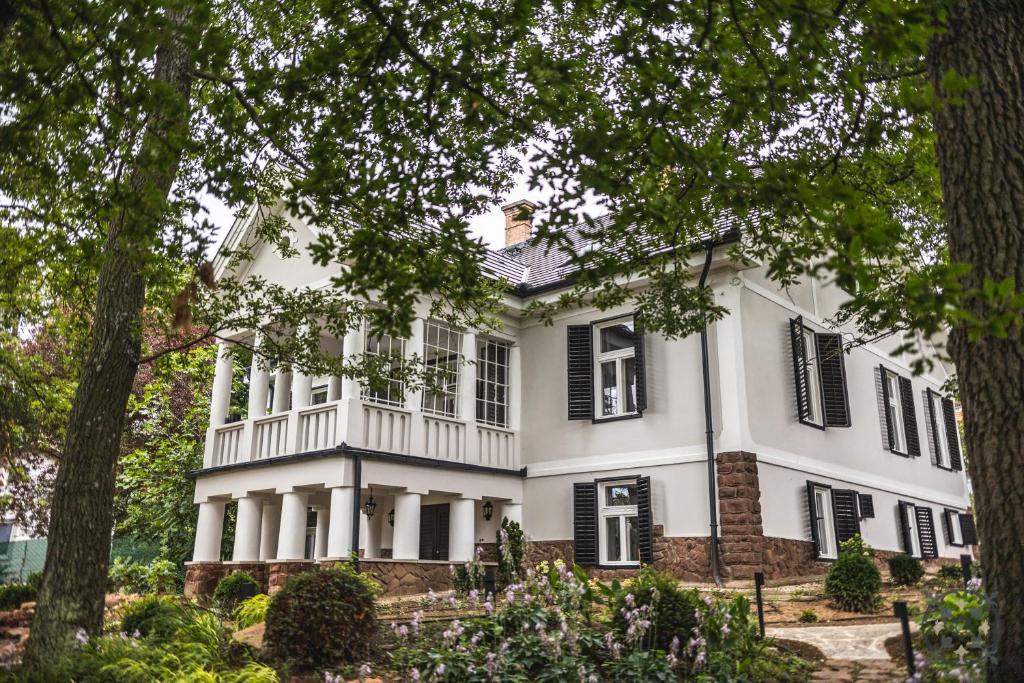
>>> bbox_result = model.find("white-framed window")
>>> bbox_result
[593,318,639,419]
[311,385,328,405]
[422,321,463,417]
[813,486,838,559]
[800,327,824,427]
[929,391,951,468]
[476,339,510,427]
[884,371,908,454]
[902,504,922,558]
[362,325,407,407]
[947,510,964,545]
[598,480,640,565]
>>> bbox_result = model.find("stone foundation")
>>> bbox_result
[184,562,232,598]
[267,560,316,593]
[716,451,765,580]
[761,536,829,579]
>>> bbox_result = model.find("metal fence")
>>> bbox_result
[0,538,47,584]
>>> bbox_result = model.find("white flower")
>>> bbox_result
[74,628,89,645]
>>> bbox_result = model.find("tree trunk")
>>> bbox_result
[22,13,194,666]
[928,1,1024,679]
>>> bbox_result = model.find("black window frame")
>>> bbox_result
[567,313,647,424]
[806,480,840,561]
[574,474,653,568]
[789,317,851,430]
[880,366,921,457]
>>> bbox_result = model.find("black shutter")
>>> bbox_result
[942,398,963,470]
[573,482,598,565]
[916,506,938,558]
[899,376,921,456]
[857,493,875,519]
[880,366,896,450]
[790,318,811,422]
[897,501,914,554]
[816,333,851,427]
[960,513,978,545]
[806,482,821,558]
[633,327,647,413]
[636,476,653,564]
[943,509,958,546]
[832,489,861,543]
[567,326,594,420]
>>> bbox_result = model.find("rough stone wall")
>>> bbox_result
[716,451,765,579]
[183,562,231,598]
[266,560,316,594]
[761,537,829,579]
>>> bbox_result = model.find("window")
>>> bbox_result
[476,339,510,427]
[422,321,463,417]
[902,503,921,557]
[593,318,639,418]
[808,485,838,559]
[880,366,920,456]
[566,317,647,421]
[789,317,850,428]
[885,372,908,453]
[945,509,964,546]
[363,326,406,407]
[311,385,328,405]
[599,481,640,565]
[926,389,963,471]
[898,502,938,558]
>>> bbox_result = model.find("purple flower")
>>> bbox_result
[410,668,421,681]
[74,628,88,645]
[435,663,445,675]
[483,599,494,615]
[359,663,373,677]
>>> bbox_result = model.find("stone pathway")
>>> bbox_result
[768,622,913,682]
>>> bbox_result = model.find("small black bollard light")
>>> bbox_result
[237,580,258,601]
[754,571,766,639]
[894,600,915,679]
[483,565,496,600]
[960,554,973,589]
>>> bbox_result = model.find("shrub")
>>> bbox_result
[108,556,149,594]
[888,554,924,586]
[234,593,271,630]
[917,583,991,681]
[610,566,702,652]
[146,559,178,594]
[452,550,486,597]
[496,517,525,589]
[214,571,260,615]
[120,595,192,640]
[0,583,36,610]
[823,535,881,613]
[26,571,43,591]
[264,566,378,670]
[798,609,818,623]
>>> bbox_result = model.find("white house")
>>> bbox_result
[184,201,974,596]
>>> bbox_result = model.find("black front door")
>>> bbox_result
[419,503,450,560]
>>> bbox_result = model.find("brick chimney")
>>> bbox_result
[501,199,537,247]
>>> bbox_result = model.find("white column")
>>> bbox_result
[405,318,425,410]
[509,345,522,431]
[276,491,309,560]
[460,332,478,421]
[210,342,234,427]
[501,502,523,526]
[232,497,262,562]
[259,503,281,561]
[272,366,292,414]
[341,325,365,400]
[193,501,225,562]
[380,498,395,554]
[313,507,330,559]
[449,498,476,562]
[248,332,271,419]
[291,325,313,409]
[326,487,354,558]
[327,376,342,402]
[392,492,421,560]
[364,508,382,559]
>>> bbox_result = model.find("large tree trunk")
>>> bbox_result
[22,13,194,666]
[928,1,1024,679]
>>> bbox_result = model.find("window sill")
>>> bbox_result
[591,412,643,425]
[597,563,641,570]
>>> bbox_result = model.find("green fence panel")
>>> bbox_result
[0,539,48,584]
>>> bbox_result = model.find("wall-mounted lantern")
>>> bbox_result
[482,500,494,521]
[364,488,377,519]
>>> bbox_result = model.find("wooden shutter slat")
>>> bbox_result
[960,513,978,545]
[942,398,963,471]
[816,333,851,427]
[832,489,861,543]
[899,376,921,456]
[915,506,938,558]
[636,476,653,564]
[567,326,594,420]
[790,318,811,422]
[573,482,598,565]
[634,327,647,413]
[806,481,821,558]
[943,509,957,546]
[857,493,875,519]
[926,389,943,467]
[898,501,914,554]
[880,366,896,450]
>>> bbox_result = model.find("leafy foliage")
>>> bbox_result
[609,566,702,653]
[233,594,271,630]
[0,584,37,611]
[798,609,818,624]
[824,535,882,613]
[916,582,991,682]
[496,517,524,590]
[264,566,379,670]
[213,572,260,616]
[119,595,192,641]
[889,554,925,586]
[452,549,486,597]
[108,557,181,595]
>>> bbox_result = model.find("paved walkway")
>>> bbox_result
[768,622,914,682]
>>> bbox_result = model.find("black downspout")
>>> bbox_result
[698,248,722,586]
[350,452,362,572]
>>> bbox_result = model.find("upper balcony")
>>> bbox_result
[202,319,521,473]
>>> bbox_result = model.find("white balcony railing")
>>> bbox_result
[205,398,520,471]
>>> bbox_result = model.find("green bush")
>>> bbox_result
[0,583,36,610]
[264,566,378,670]
[234,593,271,630]
[610,566,702,652]
[146,559,178,594]
[108,556,149,594]
[452,548,485,596]
[213,571,260,615]
[120,595,192,640]
[823,535,882,613]
[496,517,525,589]
[25,571,43,591]
[888,554,924,586]
[918,585,990,681]
[798,608,818,623]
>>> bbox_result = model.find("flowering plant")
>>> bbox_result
[914,580,991,682]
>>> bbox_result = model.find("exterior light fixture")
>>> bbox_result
[387,509,395,527]
[364,488,377,519]
[482,500,494,521]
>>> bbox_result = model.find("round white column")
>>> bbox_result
[210,342,234,427]
[341,325,365,400]
[232,497,263,562]
[326,487,354,558]
[276,491,309,560]
[459,332,477,421]
[272,367,292,414]
[501,502,523,526]
[327,375,342,402]
[364,508,382,559]
[193,501,225,562]
[392,492,422,560]
[405,319,425,409]
[259,503,281,560]
[248,333,271,418]
[449,498,476,562]
[313,507,330,559]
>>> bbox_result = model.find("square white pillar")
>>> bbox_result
[449,498,476,562]
[405,318,425,410]
[326,487,354,558]
[392,492,422,560]
[232,497,263,562]
[460,332,478,421]
[276,491,309,560]
[193,501,225,562]
[259,502,281,560]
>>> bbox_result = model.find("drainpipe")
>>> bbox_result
[698,247,722,586]
[350,452,362,572]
